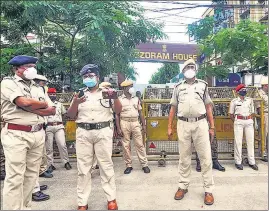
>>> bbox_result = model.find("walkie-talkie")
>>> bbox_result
[78,89,85,98]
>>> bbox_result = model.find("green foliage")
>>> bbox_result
[149,63,179,84]
[1,1,165,90]
[188,18,268,79]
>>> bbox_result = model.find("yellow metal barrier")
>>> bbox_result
[142,87,266,161]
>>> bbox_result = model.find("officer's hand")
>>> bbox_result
[117,128,123,137]
[73,93,86,104]
[168,127,173,140]
[142,125,147,134]
[209,128,215,141]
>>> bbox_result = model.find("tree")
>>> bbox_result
[149,63,179,84]
[187,18,268,80]
[1,1,166,90]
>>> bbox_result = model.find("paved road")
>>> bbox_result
[1,157,267,210]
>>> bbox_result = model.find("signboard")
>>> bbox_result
[215,73,241,87]
[134,43,198,63]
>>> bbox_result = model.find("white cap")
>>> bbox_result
[35,74,47,81]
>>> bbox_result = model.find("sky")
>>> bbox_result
[133,1,212,84]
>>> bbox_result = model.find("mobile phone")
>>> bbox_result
[102,90,117,99]
[78,89,84,98]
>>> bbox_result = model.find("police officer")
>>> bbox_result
[67,64,122,210]
[1,55,56,210]
[229,84,258,171]
[256,77,268,162]
[116,80,150,174]
[46,87,72,171]
[34,74,53,178]
[90,82,114,173]
[168,59,215,205]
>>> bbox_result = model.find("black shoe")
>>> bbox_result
[196,161,201,172]
[235,164,243,170]
[39,171,53,178]
[213,160,225,172]
[32,191,50,202]
[249,164,258,171]
[124,167,133,174]
[65,162,72,170]
[95,165,99,169]
[47,165,56,173]
[261,157,268,162]
[142,166,150,173]
[40,185,48,191]
[0,170,6,181]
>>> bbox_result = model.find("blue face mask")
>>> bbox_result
[83,77,97,88]
[239,90,247,96]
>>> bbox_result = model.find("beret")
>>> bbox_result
[47,88,57,93]
[235,84,246,92]
[182,59,196,71]
[80,64,100,76]
[99,82,112,89]
[260,76,268,85]
[35,74,47,81]
[8,55,38,66]
[120,80,133,87]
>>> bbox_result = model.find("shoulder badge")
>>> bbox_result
[197,79,208,85]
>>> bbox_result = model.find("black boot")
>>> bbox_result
[212,159,225,172]
[32,191,50,202]
[196,160,201,172]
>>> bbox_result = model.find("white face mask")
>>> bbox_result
[183,69,196,79]
[128,87,136,96]
[23,67,37,80]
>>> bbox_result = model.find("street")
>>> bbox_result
[1,157,267,210]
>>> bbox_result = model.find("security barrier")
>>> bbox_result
[143,86,266,162]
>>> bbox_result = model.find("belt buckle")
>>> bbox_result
[188,118,196,123]
[53,122,57,126]
[31,125,40,132]
[96,123,101,129]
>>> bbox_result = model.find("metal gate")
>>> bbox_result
[143,86,266,161]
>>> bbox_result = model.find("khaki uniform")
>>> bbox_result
[229,97,255,165]
[76,88,116,206]
[119,95,148,168]
[170,79,214,193]
[256,89,268,155]
[1,75,54,210]
[46,101,69,166]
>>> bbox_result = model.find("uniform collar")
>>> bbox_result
[237,96,247,102]
[183,78,198,84]
[123,93,134,99]
[14,74,36,86]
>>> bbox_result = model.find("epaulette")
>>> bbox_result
[197,79,208,85]
[175,80,184,88]
[2,76,15,80]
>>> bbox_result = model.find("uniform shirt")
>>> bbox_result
[119,94,142,118]
[47,101,66,123]
[229,97,254,116]
[76,88,113,123]
[170,79,212,118]
[256,89,268,113]
[1,75,54,125]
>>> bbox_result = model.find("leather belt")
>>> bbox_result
[77,122,110,130]
[178,114,207,122]
[6,123,44,132]
[47,122,63,126]
[120,117,138,122]
[236,115,252,120]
